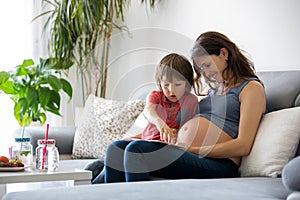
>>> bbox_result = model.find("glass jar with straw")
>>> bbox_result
[35,139,59,171]
[35,124,59,172]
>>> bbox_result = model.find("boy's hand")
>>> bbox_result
[160,126,178,144]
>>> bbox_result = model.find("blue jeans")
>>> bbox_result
[104,140,239,183]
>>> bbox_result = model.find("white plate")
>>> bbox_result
[0,166,26,172]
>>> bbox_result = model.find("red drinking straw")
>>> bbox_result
[42,124,49,170]
[45,124,49,140]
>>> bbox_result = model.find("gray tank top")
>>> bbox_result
[197,78,259,138]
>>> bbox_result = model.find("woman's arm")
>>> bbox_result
[188,81,266,158]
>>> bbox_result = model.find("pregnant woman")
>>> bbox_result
[104,31,266,182]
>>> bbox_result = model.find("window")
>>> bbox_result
[0,1,35,154]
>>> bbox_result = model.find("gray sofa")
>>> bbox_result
[4,70,300,200]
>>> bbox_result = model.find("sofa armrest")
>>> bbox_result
[13,126,76,155]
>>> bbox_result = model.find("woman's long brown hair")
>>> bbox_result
[191,31,259,95]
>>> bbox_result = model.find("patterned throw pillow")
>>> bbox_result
[72,94,145,159]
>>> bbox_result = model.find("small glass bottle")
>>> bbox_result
[35,139,59,172]
[12,137,33,166]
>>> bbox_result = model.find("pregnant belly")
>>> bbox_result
[176,117,229,147]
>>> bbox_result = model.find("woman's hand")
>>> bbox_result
[174,143,212,157]
[187,145,213,157]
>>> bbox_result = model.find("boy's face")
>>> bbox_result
[160,76,187,102]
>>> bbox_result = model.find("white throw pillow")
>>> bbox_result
[239,106,300,177]
[124,112,148,138]
[72,94,145,159]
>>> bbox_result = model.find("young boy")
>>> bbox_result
[129,53,198,144]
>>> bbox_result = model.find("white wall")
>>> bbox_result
[105,0,300,100]
[1,0,299,153]
[56,0,300,126]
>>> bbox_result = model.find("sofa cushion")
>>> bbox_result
[72,94,145,159]
[13,126,76,155]
[282,156,300,191]
[124,111,148,138]
[239,106,300,177]
[257,71,300,112]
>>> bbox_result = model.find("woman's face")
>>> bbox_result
[160,76,187,102]
[194,54,227,83]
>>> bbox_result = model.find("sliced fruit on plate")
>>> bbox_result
[0,156,9,164]
[0,156,24,167]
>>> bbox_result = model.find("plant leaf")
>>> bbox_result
[39,87,51,106]
[46,90,61,116]
[14,98,29,126]
[0,80,16,94]
[22,59,34,67]
[26,87,38,107]
[38,113,47,125]
[0,71,10,84]
[46,74,62,91]
[60,78,73,99]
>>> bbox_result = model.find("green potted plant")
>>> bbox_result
[35,0,158,102]
[0,57,72,127]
